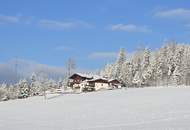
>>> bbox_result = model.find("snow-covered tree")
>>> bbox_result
[132,70,142,87]
[114,48,127,79]
[58,78,68,91]
[117,48,127,65]
[183,46,190,85]
[100,64,115,78]
[120,62,133,87]
[58,78,63,88]
[141,48,152,85]
[142,66,152,86]
[100,41,190,87]
[0,84,7,101]
[18,79,30,98]
[172,46,184,85]
[142,48,150,69]
[6,84,19,100]
[30,73,41,96]
[66,58,76,78]
[131,50,143,86]
[100,48,127,81]
[153,46,169,86]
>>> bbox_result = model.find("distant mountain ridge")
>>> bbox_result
[0,59,66,84]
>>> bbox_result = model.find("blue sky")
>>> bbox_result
[0,0,190,70]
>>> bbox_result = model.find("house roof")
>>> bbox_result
[69,73,120,83]
[88,77,108,82]
[108,79,120,83]
[69,73,93,79]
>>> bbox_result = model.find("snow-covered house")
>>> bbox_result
[68,73,93,89]
[68,73,121,92]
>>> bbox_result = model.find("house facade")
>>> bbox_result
[88,78,109,91]
[68,73,93,89]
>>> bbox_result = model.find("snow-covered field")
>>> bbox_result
[0,87,190,130]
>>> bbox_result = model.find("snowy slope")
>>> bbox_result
[0,87,190,130]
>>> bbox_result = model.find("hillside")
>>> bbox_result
[0,87,190,130]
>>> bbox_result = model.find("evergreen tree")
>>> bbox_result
[172,46,184,85]
[142,48,152,85]
[132,71,142,87]
[30,73,41,96]
[120,62,133,87]
[131,50,143,86]
[18,79,30,98]
[114,48,127,79]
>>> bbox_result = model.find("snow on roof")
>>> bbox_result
[70,73,93,79]
[87,76,108,82]
[70,73,120,83]
[108,79,120,82]
[72,73,105,79]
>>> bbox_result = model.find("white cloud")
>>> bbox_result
[39,19,93,30]
[89,52,117,59]
[155,8,190,20]
[110,24,151,33]
[0,14,93,30]
[186,24,190,27]
[0,14,35,25]
[0,15,19,24]
[39,20,75,29]
[0,59,66,83]
[55,46,73,51]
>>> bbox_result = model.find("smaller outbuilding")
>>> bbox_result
[109,79,122,88]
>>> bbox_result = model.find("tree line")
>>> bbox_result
[0,57,76,101]
[0,73,66,101]
[100,41,190,87]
